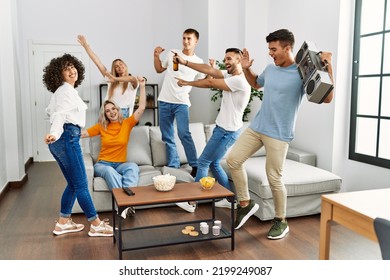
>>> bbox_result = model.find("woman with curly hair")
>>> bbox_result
[43,53,113,237]
[78,35,138,118]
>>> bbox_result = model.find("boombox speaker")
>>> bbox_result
[295,41,333,104]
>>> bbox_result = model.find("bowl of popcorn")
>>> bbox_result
[199,176,215,190]
[153,174,176,191]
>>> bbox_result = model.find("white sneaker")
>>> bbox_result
[88,219,113,237]
[215,198,237,209]
[176,202,196,213]
[120,207,135,219]
[53,218,84,236]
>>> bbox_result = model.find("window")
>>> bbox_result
[350,0,390,168]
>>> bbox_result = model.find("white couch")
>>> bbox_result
[73,122,342,221]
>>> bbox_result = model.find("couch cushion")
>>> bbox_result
[161,166,195,183]
[150,122,207,167]
[204,123,266,159]
[88,125,152,166]
[222,157,341,199]
[138,166,162,186]
[126,126,152,166]
[255,192,328,221]
[89,136,101,164]
[93,176,110,192]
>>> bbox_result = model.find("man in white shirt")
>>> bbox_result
[153,28,205,179]
[174,48,251,212]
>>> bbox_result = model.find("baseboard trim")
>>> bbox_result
[25,157,34,171]
[0,174,28,203]
[0,182,10,202]
[9,173,28,189]
[0,157,33,202]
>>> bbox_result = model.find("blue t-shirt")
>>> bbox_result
[249,63,304,142]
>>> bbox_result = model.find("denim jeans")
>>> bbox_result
[121,107,129,118]
[94,160,139,190]
[194,125,240,192]
[158,101,198,168]
[49,123,98,222]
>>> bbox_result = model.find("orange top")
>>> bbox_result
[87,115,138,163]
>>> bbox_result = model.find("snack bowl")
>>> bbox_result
[153,174,176,191]
[199,176,215,190]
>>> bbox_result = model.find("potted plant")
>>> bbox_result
[210,60,263,122]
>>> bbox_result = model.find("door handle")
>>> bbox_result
[83,100,90,104]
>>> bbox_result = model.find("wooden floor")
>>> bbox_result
[0,162,382,260]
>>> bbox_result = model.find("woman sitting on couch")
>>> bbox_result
[82,76,146,219]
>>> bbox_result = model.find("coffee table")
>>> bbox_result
[319,188,390,259]
[111,182,235,259]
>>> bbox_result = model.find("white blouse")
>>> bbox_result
[45,82,88,141]
[105,81,138,115]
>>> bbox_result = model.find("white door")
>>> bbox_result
[29,43,92,161]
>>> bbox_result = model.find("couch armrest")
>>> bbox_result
[286,147,316,166]
[83,153,95,191]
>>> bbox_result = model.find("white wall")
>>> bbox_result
[261,0,341,172]
[190,0,245,124]
[17,0,186,123]
[214,0,341,173]
[185,0,217,125]
[242,0,269,121]
[1,0,389,195]
[0,2,6,190]
[0,0,25,193]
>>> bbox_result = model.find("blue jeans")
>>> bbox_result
[121,108,129,118]
[158,101,198,168]
[49,123,98,222]
[194,125,240,192]
[94,161,139,190]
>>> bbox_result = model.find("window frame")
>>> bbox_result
[349,0,390,169]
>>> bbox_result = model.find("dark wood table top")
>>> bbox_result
[112,182,234,207]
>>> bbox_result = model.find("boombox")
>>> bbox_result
[295,41,333,104]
